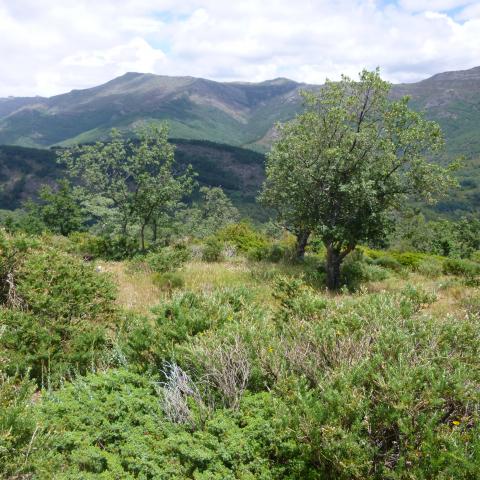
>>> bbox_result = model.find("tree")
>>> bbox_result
[59,125,195,250]
[25,179,85,236]
[260,69,457,290]
[197,186,240,235]
[177,186,240,238]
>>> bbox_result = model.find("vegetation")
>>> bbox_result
[261,69,456,289]
[0,68,479,479]
[0,227,479,478]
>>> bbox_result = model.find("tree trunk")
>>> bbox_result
[325,245,342,291]
[140,223,146,251]
[152,219,158,243]
[295,230,310,260]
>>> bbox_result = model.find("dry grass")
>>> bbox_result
[98,261,162,315]
[99,257,476,320]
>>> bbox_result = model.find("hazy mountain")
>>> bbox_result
[0,73,305,149]
[1,67,480,156]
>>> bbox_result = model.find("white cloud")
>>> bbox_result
[0,0,480,96]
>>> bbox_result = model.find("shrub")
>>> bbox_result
[443,258,480,277]
[341,251,389,291]
[202,237,224,262]
[273,276,327,320]
[248,242,294,263]
[32,370,305,478]
[69,232,139,260]
[216,222,269,253]
[0,370,39,478]
[130,245,190,274]
[417,258,444,278]
[401,283,437,311]
[117,288,255,373]
[0,237,117,387]
[372,255,403,272]
[392,251,428,269]
[152,272,185,291]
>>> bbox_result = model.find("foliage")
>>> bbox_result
[202,237,224,262]
[248,241,295,263]
[129,245,190,274]
[33,370,305,479]
[152,272,185,291]
[216,222,269,253]
[69,232,139,260]
[24,179,86,236]
[0,370,38,478]
[443,257,480,277]
[392,212,480,258]
[0,233,117,386]
[260,69,457,289]
[59,125,196,249]
[180,186,240,238]
[341,250,390,291]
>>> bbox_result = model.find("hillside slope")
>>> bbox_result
[1,67,480,156]
[0,74,304,149]
[0,140,265,215]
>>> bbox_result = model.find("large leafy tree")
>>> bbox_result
[260,69,457,290]
[59,125,195,250]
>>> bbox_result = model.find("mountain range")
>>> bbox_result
[0,66,480,216]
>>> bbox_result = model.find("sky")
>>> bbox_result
[1,0,480,97]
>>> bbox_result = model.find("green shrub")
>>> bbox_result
[400,283,437,314]
[0,371,39,478]
[118,288,256,372]
[216,222,269,253]
[417,258,444,278]
[341,251,389,291]
[273,276,327,320]
[392,251,428,269]
[372,255,403,272]
[0,236,117,387]
[443,258,480,277]
[32,370,306,478]
[69,232,138,260]
[248,243,294,263]
[471,250,480,263]
[152,272,185,290]
[130,245,190,273]
[202,237,224,262]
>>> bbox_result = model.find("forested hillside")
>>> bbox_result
[0,140,265,214]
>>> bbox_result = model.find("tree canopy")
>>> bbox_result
[260,69,457,289]
[59,125,195,250]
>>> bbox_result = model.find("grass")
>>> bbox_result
[101,255,479,320]
[100,257,310,314]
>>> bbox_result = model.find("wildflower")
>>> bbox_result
[452,420,460,426]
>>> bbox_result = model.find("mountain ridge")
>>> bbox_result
[1,66,480,154]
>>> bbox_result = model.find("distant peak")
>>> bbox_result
[260,77,298,85]
[423,65,480,83]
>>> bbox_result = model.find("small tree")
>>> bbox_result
[25,179,85,236]
[261,69,457,289]
[177,186,240,238]
[59,125,195,250]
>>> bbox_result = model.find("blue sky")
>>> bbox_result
[1,0,480,96]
